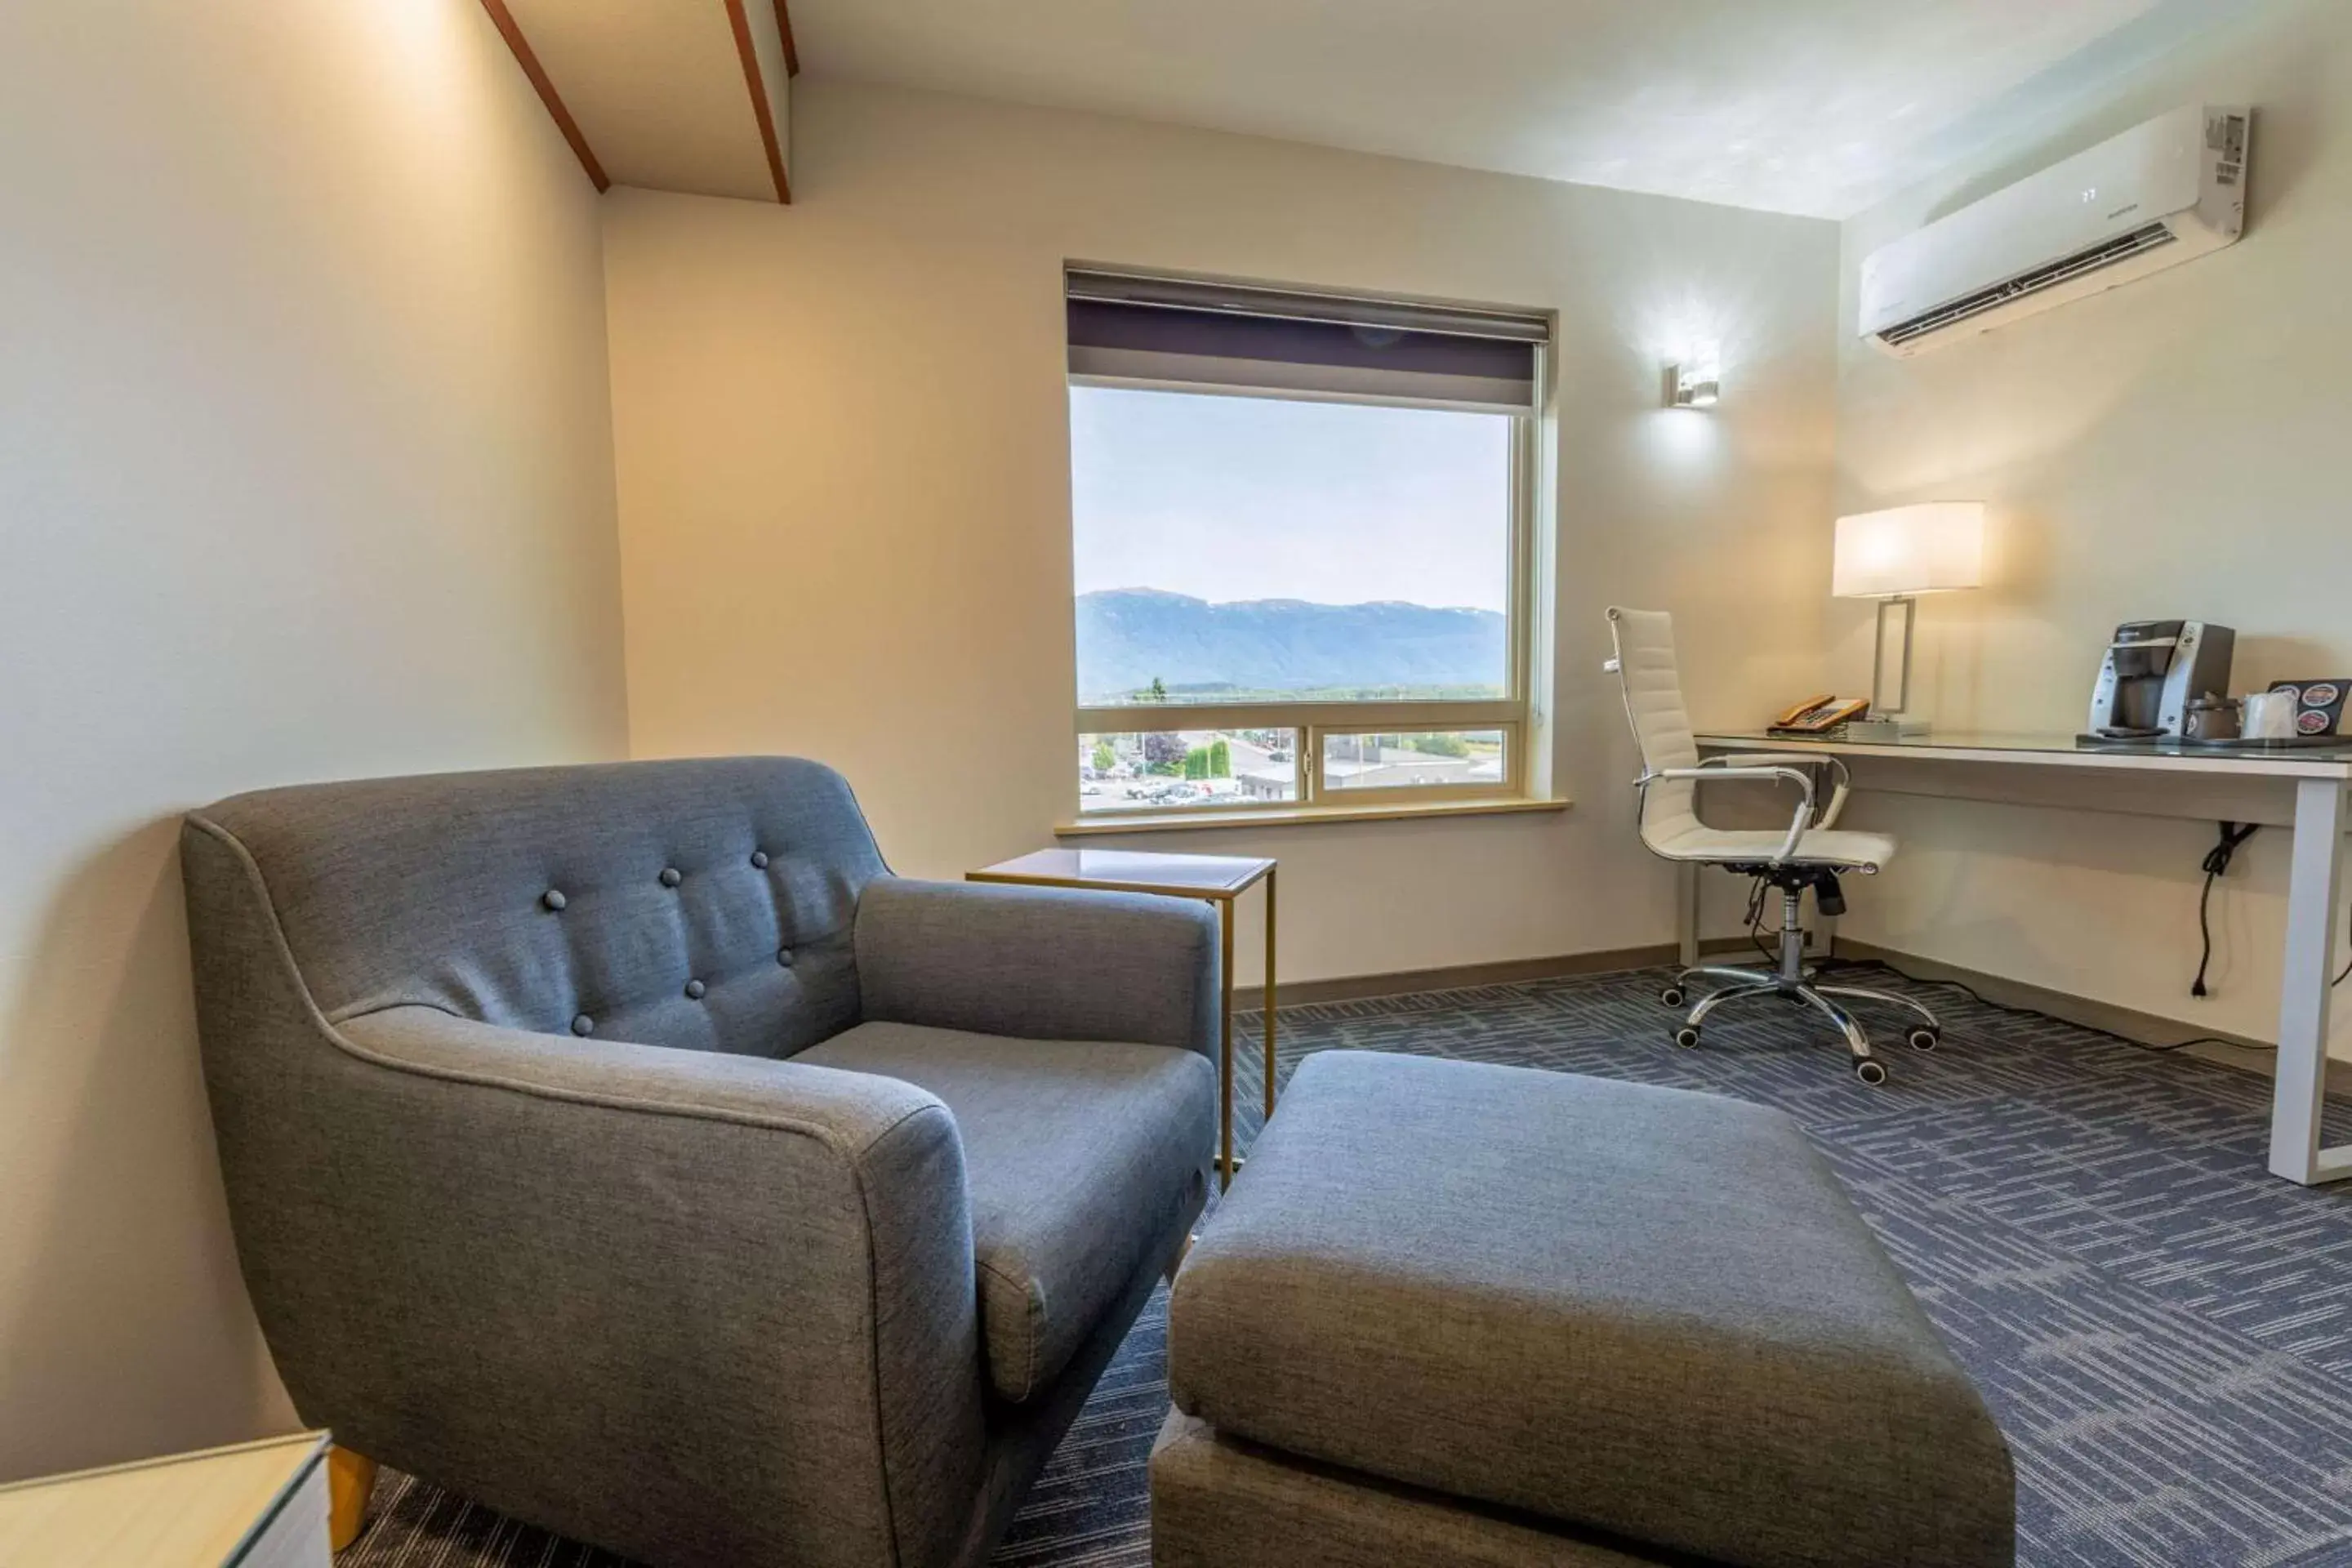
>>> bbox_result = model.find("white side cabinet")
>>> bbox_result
[0,1431,330,1566]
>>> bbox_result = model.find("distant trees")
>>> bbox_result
[1091,740,1116,773]
[1179,741,1234,780]
[1143,733,1187,775]
[1145,676,1169,703]
[1409,732,1470,757]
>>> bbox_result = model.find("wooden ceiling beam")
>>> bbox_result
[725,0,792,203]
[476,0,609,191]
[776,0,800,76]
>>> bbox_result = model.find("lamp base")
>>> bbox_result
[1842,715,1931,743]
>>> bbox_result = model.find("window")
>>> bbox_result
[1066,268,1546,817]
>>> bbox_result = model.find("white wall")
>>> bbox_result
[1831,0,2352,1048]
[0,2,629,1480]
[604,79,1840,987]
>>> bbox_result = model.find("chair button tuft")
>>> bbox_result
[777,947,794,967]
[542,889,567,911]
[751,851,770,869]
[570,1013,595,1036]
[659,866,682,888]
[684,978,706,1000]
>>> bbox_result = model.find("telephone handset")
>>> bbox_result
[1771,695,1871,735]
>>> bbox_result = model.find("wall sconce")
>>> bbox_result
[1666,362,1720,409]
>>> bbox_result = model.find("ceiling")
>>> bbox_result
[786,0,2251,219]
[483,0,793,203]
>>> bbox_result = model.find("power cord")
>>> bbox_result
[2193,822,2261,998]
[1744,874,1774,964]
[1815,956,2252,1057]
[2184,821,2352,992]
[1748,834,2349,1040]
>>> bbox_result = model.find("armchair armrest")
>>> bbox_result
[855,877,1219,1058]
[305,1008,984,1568]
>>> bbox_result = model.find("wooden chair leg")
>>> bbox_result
[327,1446,378,1552]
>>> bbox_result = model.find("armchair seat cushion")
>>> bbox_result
[798,1022,1214,1404]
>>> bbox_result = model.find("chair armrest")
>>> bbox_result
[855,877,1219,1058]
[1642,765,1815,862]
[302,1007,987,1566]
[1703,753,1853,827]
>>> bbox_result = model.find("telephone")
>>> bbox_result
[1771,695,1871,736]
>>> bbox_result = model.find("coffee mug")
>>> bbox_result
[2243,690,2299,741]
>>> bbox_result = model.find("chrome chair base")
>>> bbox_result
[1659,892,1941,1085]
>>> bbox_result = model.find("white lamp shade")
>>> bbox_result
[1832,502,1985,599]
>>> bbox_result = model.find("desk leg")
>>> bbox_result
[1677,863,1700,969]
[1218,895,1236,1189]
[2270,778,2350,1185]
[1263,867,1278,1125]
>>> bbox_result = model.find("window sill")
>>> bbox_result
[1054,795,1570,836]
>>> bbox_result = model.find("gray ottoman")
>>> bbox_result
[1152,1051,2013,1568]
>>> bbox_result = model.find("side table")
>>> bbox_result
[968,848,1276,1186]
[0,1431,333,1565]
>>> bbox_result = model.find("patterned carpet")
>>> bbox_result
[341,964,2352,1568]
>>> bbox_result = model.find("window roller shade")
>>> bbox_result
[1066,269,1548,412]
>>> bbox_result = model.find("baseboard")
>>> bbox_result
[1232,939,1752,1011]
[1828,939,2352,1089]
[1825,938,2271,1052]
[1237,933,2345,1091]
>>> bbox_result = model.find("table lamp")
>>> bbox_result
[1832,501,1984,741]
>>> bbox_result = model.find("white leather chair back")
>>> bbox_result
[1606,607,1701,853]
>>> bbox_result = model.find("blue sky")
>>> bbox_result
[1069,386,1512,612]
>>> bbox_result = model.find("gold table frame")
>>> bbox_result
[967,848,1276,1187]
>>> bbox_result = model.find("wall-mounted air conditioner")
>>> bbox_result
[1860,104,2250,358]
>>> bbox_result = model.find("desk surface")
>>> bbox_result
[1698,728,2352,779]
[969,847,1276,897]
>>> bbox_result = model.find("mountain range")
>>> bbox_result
[1076,588,1504,702]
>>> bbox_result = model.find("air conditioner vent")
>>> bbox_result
[1877,221,2178,347]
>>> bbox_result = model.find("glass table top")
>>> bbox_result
[969,847,1276,896]
[1696,728,2352,766]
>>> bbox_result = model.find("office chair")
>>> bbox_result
[1604,606,1940,1084]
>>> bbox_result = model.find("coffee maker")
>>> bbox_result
[2083,620,2235,741]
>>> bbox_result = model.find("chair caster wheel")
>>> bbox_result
[1673,1025,1702,1049]
[1659,985,1686,1008]
[1907,1027,1940,1052]
[1855,1059,1888,1086]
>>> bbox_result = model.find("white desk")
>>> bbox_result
[1690,728,2352,1187]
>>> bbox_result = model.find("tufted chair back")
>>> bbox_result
[1606,607,1704,855]
[184,757,886,1057]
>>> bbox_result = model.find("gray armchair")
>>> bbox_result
[180,757,1218,1568]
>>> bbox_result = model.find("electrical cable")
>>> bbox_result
[2192,822,2261,999]
[1813,956,2252,1056]
[1734,828,2352,1047]
[2180,822,2352,991]
[1744,874,1774,964]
